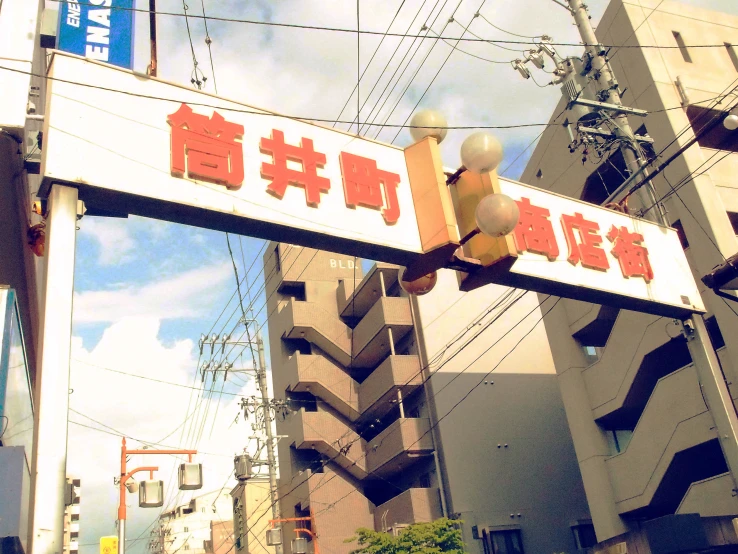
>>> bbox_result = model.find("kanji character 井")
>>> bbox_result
[339,152,402,224]
[168,103,244,189]
[607,225,654,282]
[513,197,559,260]
[260,129,330,206]
[561,212,609,271]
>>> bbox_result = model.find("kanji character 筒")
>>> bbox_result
[168,103,244,189]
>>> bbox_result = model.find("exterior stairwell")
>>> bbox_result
[604,365,721,516]
[582,310,691,426]
[284,352,423,424]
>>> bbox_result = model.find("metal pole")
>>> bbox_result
[29,185,79,554]
[256,331,283,554]
[566,0,738,498]
[681,317,738,491]
[148,0,158,76]
[118,520,126,554]
[566,0,662,222]
[118,437,127,554]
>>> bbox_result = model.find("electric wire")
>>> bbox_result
[333,0,407,127]
[43,0,735,49]
[476,10,543,39]
[358,0,450,136]
[0,64,560,131]
[349,0,436,135]
[373,0,465,140]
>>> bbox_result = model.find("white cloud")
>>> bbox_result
[79,218,137,266]
[73,263,233,323]
[68,317,259,554]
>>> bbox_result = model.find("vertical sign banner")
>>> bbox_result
[57,0,134,69]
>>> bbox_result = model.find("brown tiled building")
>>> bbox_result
[264,244,442,554]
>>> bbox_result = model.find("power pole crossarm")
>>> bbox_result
[566,0,661,221]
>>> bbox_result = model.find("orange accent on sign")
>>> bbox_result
[561,212,609,271]
[168,104,244,189]
[513,197,559,260]
[339,151,401,224]
[607,225,654,282]
[260,129,330,206]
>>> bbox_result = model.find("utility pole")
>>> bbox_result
[200,323,287,553]
[563,0,738,495]
[565,0,661,221]
[255,330,284,554]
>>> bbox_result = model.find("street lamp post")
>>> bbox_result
[117,438,199,554]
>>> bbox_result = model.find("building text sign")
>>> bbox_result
[482,178,705,316]
[57,0,134,69]
[41,53,428,266]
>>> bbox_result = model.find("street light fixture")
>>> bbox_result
[116,438,199,554]
[409,109,448,143]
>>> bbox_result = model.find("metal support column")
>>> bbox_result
[29,185,79,554]
[681,317,738,491]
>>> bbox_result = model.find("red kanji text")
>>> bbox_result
[168,103,244,189]
[607,225,654,282]
[339,152,402,224]
[260,129,330,206]
[561,212,609,271]
[513,197,560,260]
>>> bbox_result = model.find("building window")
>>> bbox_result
[581,345,601,364]
[686,106,738,152]
[484,529,524,554]
[673,31,692,63]
[184,527,189,533]
[418,472,432,488]
[184,544,190,551]
[672,219,690,249]
[572,523,597,549]
[274,246,281,274]
[535,169,543,179]
[727,44,738,72]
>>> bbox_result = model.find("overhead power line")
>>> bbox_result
[43,0,731,49]
[0,64,554,130]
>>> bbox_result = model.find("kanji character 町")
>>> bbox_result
[339,152,402,224]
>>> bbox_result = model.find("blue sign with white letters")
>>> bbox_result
[57,0,135,70]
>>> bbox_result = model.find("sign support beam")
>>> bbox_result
[681,317,738,493]
[29,185,79,554]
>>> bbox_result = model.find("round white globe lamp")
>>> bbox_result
[475,194,520,237]
[724,114,738,131]
[398,267,438,296]
[460,132,503,174]
[409,109,448,144]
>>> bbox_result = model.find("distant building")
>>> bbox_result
[230,477,275,554]
[150,490,232,554]
[263,243,589,554]
[62,478,80,554]
[521,0,738,551]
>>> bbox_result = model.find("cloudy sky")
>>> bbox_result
[66,0,738,552]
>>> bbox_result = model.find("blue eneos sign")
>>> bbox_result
[57,0,135,70]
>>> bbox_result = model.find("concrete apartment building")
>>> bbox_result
[150,490,233,554]
[263,244,591,554]
[519,0,738,551]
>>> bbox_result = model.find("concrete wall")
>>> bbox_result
[414,270,590,554]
